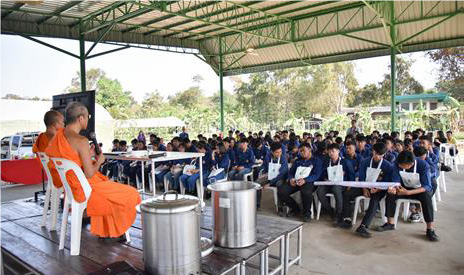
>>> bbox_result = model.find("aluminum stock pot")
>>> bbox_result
[140,191,201,275]
[207,181,261,248]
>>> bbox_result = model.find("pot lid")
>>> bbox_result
[140,191,199,214]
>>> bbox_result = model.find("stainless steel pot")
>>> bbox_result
[140,191,201,275]
[207,181,261,248]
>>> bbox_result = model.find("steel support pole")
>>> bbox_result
[219,37,225,132]
[79,33,86,92]
[390,1,396,132]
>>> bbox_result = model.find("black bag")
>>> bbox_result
[441,164,452,172]
[88,261,145,275]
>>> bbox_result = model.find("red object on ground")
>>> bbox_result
[1,158,46,184]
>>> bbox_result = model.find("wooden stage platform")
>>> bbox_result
[1,199,303,275]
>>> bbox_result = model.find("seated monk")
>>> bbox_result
[46,102,141,240]
[33,110,65,188]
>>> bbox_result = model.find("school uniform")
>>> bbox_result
[386,158,434,224]
[180,150,213,192]
[344,153,363,179]
[384,150,397,163]
[208,153,230,183]
[179,132,189,140]
[349,157,395,227]
[253,146,269,161]
[256,153,289,208]
[165,158,191,190]
[228,148,255,180]
[357,148,372,159]
[277,156,323,217]
[317,157,355,220]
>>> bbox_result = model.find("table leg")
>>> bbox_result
[199,156,204,207]
[151,160,156,196]
[297,227,302,265]
[280,236,285,275]
[141,161,145,194]
[241,260,246,275]
[284,233,289,274]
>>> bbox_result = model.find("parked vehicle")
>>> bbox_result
[1,132,39,160]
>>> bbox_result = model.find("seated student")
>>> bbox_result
[184,138,197,153]
[383,136,397,163]
[403,138,414,152]
[351,143,395,236]
[222,138,236,169]
[317,143,355,226]
[356,136,371,159]
[277,143,323,222]
[228,138,255,180]
[179,143,212,193]
[256,142,289,209]
[209,142,230,182]
[165,143,190,190]
[343,141,363,178]
[412,131,421,149]
[287,142,299,165]
[380,151,439,242]
[109,140,128,181]
[152,142,173,190]
[252,139,269,161]
[335,137,345,156]
[46,102,141,240]
[394,140,404,154]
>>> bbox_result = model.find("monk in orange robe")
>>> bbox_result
[46,102,141,239]
[33,110,65,188]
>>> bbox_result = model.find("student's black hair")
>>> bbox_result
[282,130,289,134]
[446,130,453,134]
[252,138,262,148]
[270,142,282,152]
[345,141,356,147]
[183,138,191,143]
[119,140,127,146]
[150,133,156,138]
[299,142,312,150]
[397,150,415,164]
[171,137,180,142]
[316,141,327,154]
[403,138,412,147]
[356,135,366,142]
[404,131,412,136]
[327,143,340,151]
[384,136,394,143]
[394,140,404,146]
[412,132,419,140]
[112,139,120,144]
[413,146,427,157]
[131,138,138,145]
[196,143,206,150]
[335,136,343,144]
[315,133,323,138]
[217,142,227,154]
[333,130,339,137]
[239,137,248,144]
[419,135,432,143]
[372,142,387,155]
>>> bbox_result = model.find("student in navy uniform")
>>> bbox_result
[352,142,395,236]
[383,136,397,163]
[356,136,371,159]
[343,141,363,178]
[252,138,269,161]
[228,138,255,180]
[222,138,236,170]
[317,143,356,226]
[165,143,190,191]
[184,138,197,153]
[179,143,212,193]
[256,142,288,209]
[179,126,189,140]
[209,142,230,182]
[379,151,439,241]
[277,143,323,222]
[287,141,299,165]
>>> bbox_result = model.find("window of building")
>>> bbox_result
[412,103,419,110]
[401,103,409,111]
[430,102,438,110]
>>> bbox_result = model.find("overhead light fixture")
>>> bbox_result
[15,0,43,5]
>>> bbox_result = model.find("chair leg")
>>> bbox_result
[59,199,70,250]
[403,202,410,222]
[432,193,438,212]
[393,201,402,229]
[272,188,278,213]
[352,198,360,225]
[41,182,52,227]
[70,204,85,256]
[163,177,169,192]
[436,178,442,202]
[125,230,131,243]
[49,187,60,231]
[180,182,186,195]
[316,201,322,220]
[380,199,387,223]
[441,171,447,193]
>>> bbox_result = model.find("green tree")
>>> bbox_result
[95,76,135,119]
[64,68,106,93]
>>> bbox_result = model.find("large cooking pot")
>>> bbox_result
[140,191,201,275]
[207,181,261,248]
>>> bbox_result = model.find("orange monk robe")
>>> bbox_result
[33,133,63,188]
[46,129,141,238]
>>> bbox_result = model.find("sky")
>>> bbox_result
[0,35,440,103]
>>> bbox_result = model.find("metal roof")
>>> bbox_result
[395,93,449,102]
[1,1,463,76]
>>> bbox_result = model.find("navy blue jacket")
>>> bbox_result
[289,156,323,184]
[253,146,269,161]
[358,157,394,182]
[212,153,230,171]
[261,152,288,185]
[235,148,255,169]
[392,157,432,192]
[322,157,356,181]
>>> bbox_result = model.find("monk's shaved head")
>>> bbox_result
[44,110,63,127]
[65,102,88,124]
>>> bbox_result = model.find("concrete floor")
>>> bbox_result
[1,165,463,275]
[257,165,464,275]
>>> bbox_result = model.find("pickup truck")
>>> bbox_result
[1,132,39,160]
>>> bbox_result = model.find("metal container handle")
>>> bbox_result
[162,190,179,200]
[253,183,262,190]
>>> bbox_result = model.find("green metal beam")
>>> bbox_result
[1,2,25,20]
[86,45,130,59]
[85,23,115,58]
[19,34,79,59]
[79,32,86,92]
[36,1,80,25]
[69,1,125,28]
[219,37,225,132]
[390,1,396,132]
[342,33,390,48]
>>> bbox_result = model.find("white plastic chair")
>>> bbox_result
[393,199,424,228]
[243,171,253,181]
[37,152,61,231]
[435,175,442,202]
[440,143,459,173]
[352,196,369,225]
[316,193,335,220]
[52,158,130,256]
